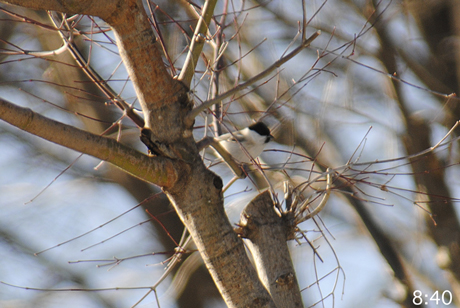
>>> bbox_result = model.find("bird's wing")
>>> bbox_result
[216,132,246,143]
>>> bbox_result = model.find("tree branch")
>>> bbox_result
[47,12,145,128]
[3,0,190,139]
[238,191,303,308]
[0,97,183,188]
[103,0,190,138]
[178,0,218,87]
[0,2,279,306]
[186,30,321,124]
[1,0,119,19]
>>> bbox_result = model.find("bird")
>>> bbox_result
[214,122,273,163]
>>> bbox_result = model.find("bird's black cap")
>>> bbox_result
[248,122,272,138]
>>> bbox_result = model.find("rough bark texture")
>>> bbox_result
[166,167,275,307]
[0,0,277,306]
[238,191,303,308]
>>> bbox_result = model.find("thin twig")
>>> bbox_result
[186,30,321,123]
[48,12,145,128]
[297,168,333,223]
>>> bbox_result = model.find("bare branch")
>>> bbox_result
[47,12,145,128]
[2,0,191,136]
[186,30,321,123]
[104,0,189,135]
[238,191,303,308]
[1,0,119,19]
[296,168,332,224]
[178,0,218,87]
[0,97,183,188]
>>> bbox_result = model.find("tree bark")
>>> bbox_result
[0,97,181,188]
[0,1,278,306]
[238,191,303,308]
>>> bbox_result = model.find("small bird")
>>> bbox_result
[215,122,273,163]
